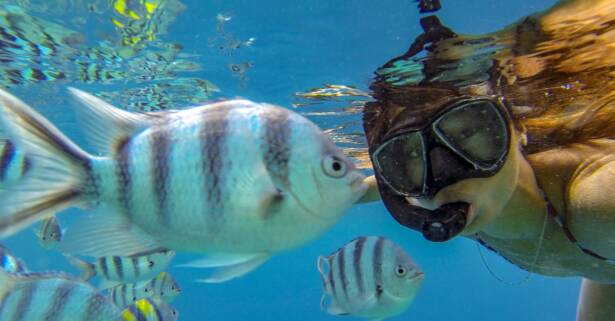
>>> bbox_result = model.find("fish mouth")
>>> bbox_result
[349,172,368,197]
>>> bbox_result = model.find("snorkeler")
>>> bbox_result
[358,1,615,320]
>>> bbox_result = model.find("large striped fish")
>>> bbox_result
[0,87,367,283]
[0,269,122,321]
[317,236,424,321]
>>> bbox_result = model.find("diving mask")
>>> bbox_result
[372,98,510,198]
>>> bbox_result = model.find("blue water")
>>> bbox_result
[2,0,584,321]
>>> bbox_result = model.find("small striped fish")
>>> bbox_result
[0,88,367,283]
[0,269,122,321]
[109,272,181,308]
[120,298,178,321]
[67,249,175,285]
[317,236,424,321]
[0,244,26,273]
[37,216,63,249]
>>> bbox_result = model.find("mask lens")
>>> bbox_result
[433,100,508,169]
[373,132,426,196]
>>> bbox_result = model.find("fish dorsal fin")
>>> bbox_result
[58,205,163,257]
[68,87,161,155]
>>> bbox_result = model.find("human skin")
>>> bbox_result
[357,134,615,320]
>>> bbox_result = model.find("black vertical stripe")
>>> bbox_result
[327,257,337,299]
[200,107,231,232]
[337,247,349,301]
[129,305,148,321]
[98,258,109,279]
[262,108,291,186]
[132,257,140,280]
[0,140,15,181]
[113,256,124,281]
[11,282,36,321]
[353,237,367,295]
[151,127,170,225]
[81,293,105,320]
[373,237,385,299]
[20,156,30,176]
[116,138,132,217]
[82,159,100,199]
[152,298,164,321]
[110,287,117,305]
[43,282,75,321]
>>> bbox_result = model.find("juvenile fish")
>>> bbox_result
[317,236,424,321]
[0,88,366,283]
[120,298,178,321]
[66,249,175,285]
[109,272,181,308]
[0,244,26,273]
[37,215,63,249]
[0,269,121,321]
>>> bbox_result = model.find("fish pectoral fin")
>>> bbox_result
[58,205,163,257]
[191,253,270,283]
[256,188,285,219]
[326,301,348,316]
[68,87,161,155]
[232,162,283,219]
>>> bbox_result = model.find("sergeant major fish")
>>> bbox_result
[317,236,424,321]
[109,272,181,308]
[37,216,63,249]
[0,88,367,283]
[66,249,175,286]
[0,269,121,321]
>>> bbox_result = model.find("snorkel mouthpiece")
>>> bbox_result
[420,202,468,242]
[380,185,468,242]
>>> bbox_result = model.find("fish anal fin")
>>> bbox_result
[193,254,270,283]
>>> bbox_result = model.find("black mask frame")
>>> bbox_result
[371,97,512,199]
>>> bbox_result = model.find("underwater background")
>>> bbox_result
[0,0,580,320]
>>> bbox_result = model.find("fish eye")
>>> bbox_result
[395,265,407,277]
[148,260,155,268]
[322,155,348,178]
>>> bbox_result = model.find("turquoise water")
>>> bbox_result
[0,0,584,320]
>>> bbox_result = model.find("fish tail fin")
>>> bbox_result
[0,88,93,238]
[64,254,96,281]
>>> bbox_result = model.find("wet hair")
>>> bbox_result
[364,0,615,157]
